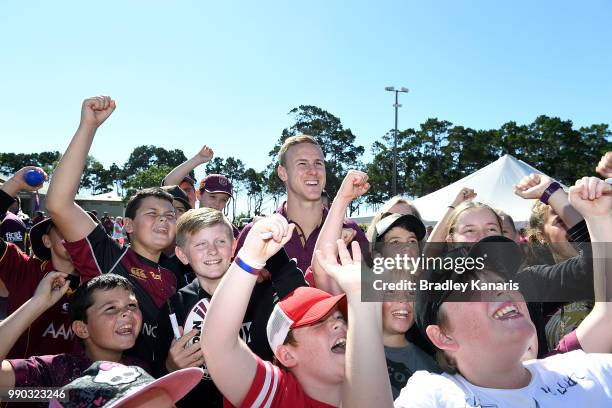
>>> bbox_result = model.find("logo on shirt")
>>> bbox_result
[42,322,74,340]
[184,298,253,381]
[149,270,162,280]
[130,267,147,280]
[4,231,23,242]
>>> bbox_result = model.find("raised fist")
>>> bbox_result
[337,170,370,202]
[80,96,116,129]
[568,177,612,218]
[513,173,555,200]
[240,214,294,265]
[196,145,214,163]
[451,187,476,208]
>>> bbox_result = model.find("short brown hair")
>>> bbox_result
[272,330,298,370]
[175,208,233,248]
[125,187,174,220]
[277,135,322,166]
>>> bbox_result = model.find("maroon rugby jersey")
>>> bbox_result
[63,224,176,364]
[0,242,76,359]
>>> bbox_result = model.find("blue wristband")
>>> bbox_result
[235,257,262,275]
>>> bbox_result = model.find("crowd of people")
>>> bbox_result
[0,96,611,407]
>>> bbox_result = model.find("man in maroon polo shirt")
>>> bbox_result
[235,135,368,284]
[0,166,81,359]
[46,96,177,366]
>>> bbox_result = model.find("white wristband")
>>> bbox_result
[236,249,267,270]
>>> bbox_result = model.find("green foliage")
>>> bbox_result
[268,105,365,199]
[0,151,61,175]
[123,145,187,175]
[366,116,611,204]
[122,165,173,201]
[243,168,266,216]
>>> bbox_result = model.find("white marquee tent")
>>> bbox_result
[411,154,553,224]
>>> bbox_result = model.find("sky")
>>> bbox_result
[1,0,611,212]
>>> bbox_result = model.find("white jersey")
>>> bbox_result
[395,350,612,407]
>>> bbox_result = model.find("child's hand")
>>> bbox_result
[315,240,362,296]
[568,177,612,218]
[341,228,357,246]
[450,187,476,208]
[337,170,370,202]
[239,214,294,265]
[4,166,48,194]
[195,145,214,163]
[32,271,70,309]
[513,173,555,200]
[596,152,612,178]
[166,327,205,372]
[80,96,116,129]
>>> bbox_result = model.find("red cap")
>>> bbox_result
[267,287,346,354]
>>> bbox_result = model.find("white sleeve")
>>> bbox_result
[394,371,467,408]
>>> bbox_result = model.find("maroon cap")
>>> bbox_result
[199,174,233,197]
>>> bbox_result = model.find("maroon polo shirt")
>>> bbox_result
[234,202,369,283]
[0,242,76,359]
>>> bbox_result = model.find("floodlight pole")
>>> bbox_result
[385,86,409,196]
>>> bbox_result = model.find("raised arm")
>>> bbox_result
[316,240,392,408]
[162,145,213,186]
[568,177,612,352]
[423,187,476,257]
[0,271,69,389]
[201,215,294,407]
[312,170,369,294]
[514,173,583,230]
[46,97,115,242]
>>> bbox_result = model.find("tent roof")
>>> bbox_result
[412,154,551,223]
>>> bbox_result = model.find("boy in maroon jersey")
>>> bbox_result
[0,166,82,359]
[46,96,177,365]
[0,273,144,407]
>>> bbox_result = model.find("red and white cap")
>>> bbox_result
[266,287,347,355]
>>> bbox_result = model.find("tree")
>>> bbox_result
[82,157,114,194]
[123,146,187,175]
[267,105,365,199]
[243,168,265,216]
[0,151,60,175]
[123,165,173,201]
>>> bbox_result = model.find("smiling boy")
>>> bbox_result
[0,273,144,404]
[154,208,307,407]
[46,97,177,365]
